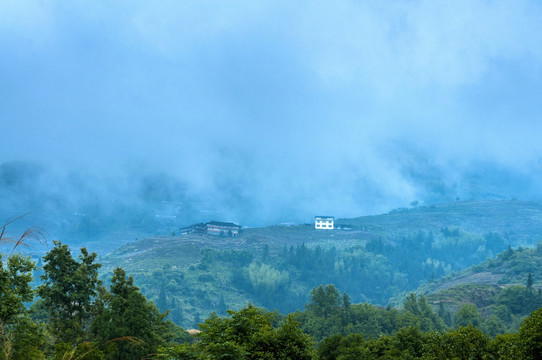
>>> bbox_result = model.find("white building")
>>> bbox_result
[315,216,334,230]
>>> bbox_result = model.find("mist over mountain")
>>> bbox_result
[1,157,541,248]
[2,1,542,243]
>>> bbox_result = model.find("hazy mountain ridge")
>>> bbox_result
[340,199,542,240]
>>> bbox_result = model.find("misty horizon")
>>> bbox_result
[2,1,542,237]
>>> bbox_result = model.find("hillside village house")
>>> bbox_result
[205,221,241,236]
[315,216,334,230]
[179,221,241,237]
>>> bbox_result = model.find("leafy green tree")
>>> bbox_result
[1,316,46,360]
[247,262,289,301]
[518,307,542,359]
[157,285,168,313]
[270,315,317,360]
[481,315,507,337]
[0,240,45,358]
[347,303,381,339]
[437,302,452,327]
[195,304,316,360]
[403,293,445,331]
[341,292,351,325]
[335,333,370,360]
[306,284,341,319]
[92,267,175,359]
[454,304,483,328]
[497,285,529,314]
[38,241,102,343]
[317,334,343,360]
[157,343,199,360]
[423,325,489,360]
[0,253,35,325]
[487,333,523,360]
[388,326,424,359]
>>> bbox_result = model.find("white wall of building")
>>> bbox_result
[315,217,334,229]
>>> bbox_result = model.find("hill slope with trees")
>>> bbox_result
[101,199,542,328]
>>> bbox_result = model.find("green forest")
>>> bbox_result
[3,239,542,359]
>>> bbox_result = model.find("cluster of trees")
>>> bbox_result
[294,286,446,342]
[297,284,542,359]
[497,281,542,316]
[315,311,542,360]
[152,285,542,360]
[158,305,316,360]
[0,241,189,359]
[296,282,542,341]
[317,324,520,360]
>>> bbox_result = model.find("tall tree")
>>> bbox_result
[306,284,341,319]
[527,273,534,290]
[92,267,174,359]
[38,241,102,343]
[0,254,35,325]
[0,253,46,360]
[454,304,483,328]
[519,308,542,359]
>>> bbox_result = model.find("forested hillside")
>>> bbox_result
[101,200,542,328]
[411,242,542,332]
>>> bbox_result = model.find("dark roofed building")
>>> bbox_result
[178,223,206,235]
[179,221,241,237]
[205,221,241,237]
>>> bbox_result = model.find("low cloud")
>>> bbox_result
[1,1,542,232]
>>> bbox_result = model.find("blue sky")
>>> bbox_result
[2,1,542,224]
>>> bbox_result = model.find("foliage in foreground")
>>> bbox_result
[154,306,542,360]
[1,240,189,360]
[158,305,316,360]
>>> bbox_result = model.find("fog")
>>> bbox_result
[2,1,542,239]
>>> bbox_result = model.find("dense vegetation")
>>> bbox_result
[3,238,542,359]
[419,243,542,332]
[0,241,190,359]
[157,301,542,360]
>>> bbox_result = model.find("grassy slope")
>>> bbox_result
[101,225,378,273]
[104,199,542,273]
[339,199,542,243]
